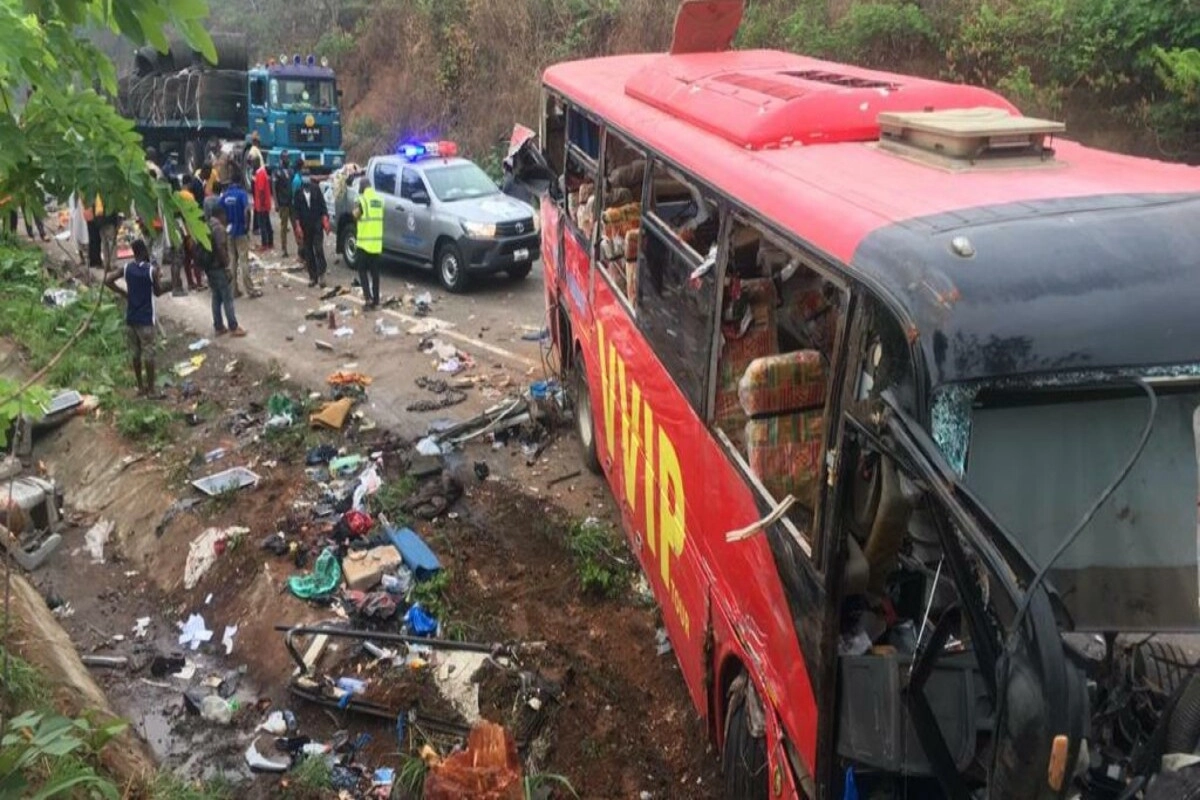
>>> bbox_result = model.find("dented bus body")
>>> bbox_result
[532,3,1200,797]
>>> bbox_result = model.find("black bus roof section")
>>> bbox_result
[852,192,1200,388]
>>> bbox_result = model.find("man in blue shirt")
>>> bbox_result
[220,168,260,298]
[104,239,167,396]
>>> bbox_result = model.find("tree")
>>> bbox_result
[0,0,215,244]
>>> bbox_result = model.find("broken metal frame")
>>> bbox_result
[276,624,502,676]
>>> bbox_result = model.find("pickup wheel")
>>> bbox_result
[571,358,602,474]
[506,262,533,282]
[340,220,360,270]
[436,242,470,293]
[723,675,769,800]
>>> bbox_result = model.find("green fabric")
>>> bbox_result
[288,548,342,599]
[268,393,297,417]
[356,187,384,254]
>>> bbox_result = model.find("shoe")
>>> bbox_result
[250,290,263,298]
[214,327,229,336]
[230,327,248,337]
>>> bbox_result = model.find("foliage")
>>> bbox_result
[410,568,452,621]
[395,753,427,799]
[369,474,416,522]
[0,245,129,409]
[0,0,212,246]
[285,754,332,795]
[115,400,178,444]
[523,771,579,799]
[0,710,127,799]
[565,517,629,598]
[150,771,235,800]
[829,3,938,67]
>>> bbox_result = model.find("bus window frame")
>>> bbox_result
[595,125,648,318]
[709,209,855,554]
[635,159,724,417]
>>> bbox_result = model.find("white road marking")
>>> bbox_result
[277,270,537,368]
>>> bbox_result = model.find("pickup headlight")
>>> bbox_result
[462,221,496,238]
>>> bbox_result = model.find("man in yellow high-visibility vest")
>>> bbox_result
[352,176,384,309]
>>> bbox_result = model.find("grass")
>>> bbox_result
[150,771,235,800]
[115,400,178,446]
[524,772,579,799]
[395,753,428,799]
[370,474,417,523]
[410,569,452,621]
[565,517,630,599]
[284,754,332,797]
[0,642,51,712]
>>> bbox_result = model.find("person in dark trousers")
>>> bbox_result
[251,156,274,251]
[200,206,247,338]
[293,170,329,288]
[352,176,384,308]
[273,151,295,257]
[104,239,168,396]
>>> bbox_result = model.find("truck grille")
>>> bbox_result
[289,124,331,147]
[495,218,535,237]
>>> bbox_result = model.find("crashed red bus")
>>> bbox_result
[522,2,1200,797]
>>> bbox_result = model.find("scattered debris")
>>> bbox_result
[80,655,128,669]
[315,340,334,351]
[200,694,234,724]
[188,338,211,351]
[343,545,404,591]
[192,467,260,496]
[386,526,441,582]
[245,736,290,772]
[328,370,373,388]
[288,548,342,600]
[173,354,206,378]
[184,526,248,589]
[42,287,80,307]
[178,613,214,650]
[83,518,113,564]
[310,397,354,430]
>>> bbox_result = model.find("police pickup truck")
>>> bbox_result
[334,141,540,292]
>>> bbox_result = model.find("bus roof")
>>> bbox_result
[544,51,1200,387]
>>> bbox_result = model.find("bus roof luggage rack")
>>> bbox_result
[877,107,1065,167]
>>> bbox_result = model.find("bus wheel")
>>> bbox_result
[723,674,769,800]
[571,359,601,474]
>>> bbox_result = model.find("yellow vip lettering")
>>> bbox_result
[621,368,641,511]
[642,399,657,555]
[598,322,619,459]
[657,430,685,588]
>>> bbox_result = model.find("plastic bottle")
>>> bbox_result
[200,695,233,724]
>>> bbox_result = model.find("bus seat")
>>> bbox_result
[714,279,778,450]
[738,350,827,507]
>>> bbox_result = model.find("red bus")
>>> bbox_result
[522,2,1200,797]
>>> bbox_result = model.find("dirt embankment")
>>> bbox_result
[6,309,719,796]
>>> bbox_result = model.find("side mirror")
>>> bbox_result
[412,190,430,206]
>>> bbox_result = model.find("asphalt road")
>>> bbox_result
[158,240,553,441]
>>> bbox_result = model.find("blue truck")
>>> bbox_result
[117,36,346,175]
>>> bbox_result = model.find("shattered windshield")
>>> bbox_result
[954,380,1200,631]
[271,78,336,109]
[424,163,498,202]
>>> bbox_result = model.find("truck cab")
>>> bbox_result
[247,57,345,173]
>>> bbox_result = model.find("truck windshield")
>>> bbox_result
[271,78,336,109]
[424,163,498,202]
[962,383,1200,632]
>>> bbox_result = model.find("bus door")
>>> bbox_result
[704,212,851,779]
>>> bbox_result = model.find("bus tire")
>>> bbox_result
[723,675,769,800]
[571,359,602,475]
[436,242,470,293]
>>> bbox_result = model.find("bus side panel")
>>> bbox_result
[702,443,822,771]
[540,195,563,304]
[588,274,711,716]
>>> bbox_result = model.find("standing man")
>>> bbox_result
[104,239,168,396]
[200,206,247,337]
[293,170,330,288]
[219,169,260,298]
[273,151,295,257]
[244,132,263,178]
[352,176,384,308]
[252,156,274,252]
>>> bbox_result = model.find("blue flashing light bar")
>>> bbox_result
[398,141,459,162]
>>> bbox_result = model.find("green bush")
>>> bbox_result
[831,3,938,67]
